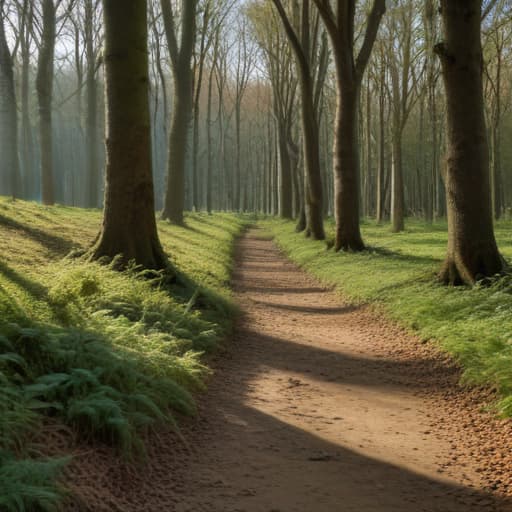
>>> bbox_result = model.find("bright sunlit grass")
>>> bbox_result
[0,197,247,510]
[266,217,512,415]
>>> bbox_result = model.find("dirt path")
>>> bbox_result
[166,229,512,512]
[64,228,512,511]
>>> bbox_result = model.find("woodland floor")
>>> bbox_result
[63,228,512,511]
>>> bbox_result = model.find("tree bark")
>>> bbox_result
[272,0,325,240]
[161,0,197,224]
[313,0,385,249]
[90,0,167,270]
[436,0,504,285]
[376,55,385,223]
[391,132,405,232]
[20,0,34,199]
[85,0,99,208]
[278,122,293,219]
[0,2,20,198]
[36,0,56,206]
[333,83,364,250]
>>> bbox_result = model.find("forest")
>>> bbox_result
[1,0,512,511]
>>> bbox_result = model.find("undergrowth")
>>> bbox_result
[0,198,247,510]
[266,218,512,416]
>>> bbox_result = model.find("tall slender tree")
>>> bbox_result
[0,0,20,197]
[84,0,101,208]
[271,0,326,239]
[161,0,197,224]
[313,0,385,251]
[36,0,57,205]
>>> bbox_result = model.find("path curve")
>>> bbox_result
[63,228,512,511]
[170,229,512,512]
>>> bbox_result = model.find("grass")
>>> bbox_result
[0,198,247,510]
[265,217,512,414]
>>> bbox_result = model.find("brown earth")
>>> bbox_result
[61,228,512,511]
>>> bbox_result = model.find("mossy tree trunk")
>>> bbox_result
[89,0,167,270]
[436,0,504,285]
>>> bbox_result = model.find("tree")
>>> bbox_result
[16,0,35,199]
[384,1,422,232]
[89,0,167,270]
[248,1,297,219]
[483,0,512,219]
[0,0,20,198]
[313,0,385,251]
[435,0,504,284]
[232,17,256,212]
[161,0,197,224]
[36,0,57,205]
[84,0,102,208]
[271,0,326,239]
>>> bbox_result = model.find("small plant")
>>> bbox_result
[0,200,248,509]
[0,456,68,512]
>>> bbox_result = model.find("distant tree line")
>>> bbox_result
[0,0,509,283]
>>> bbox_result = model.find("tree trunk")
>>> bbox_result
[20,0,34,199]
[278,122,293,219]
[85,0,99,208]
[376,62,385,223]
[206,60,214,214]
[0,6,20,197]
[191,6,210,212]
[333,82,364,251]
[436,0,503,285]
[36,0,56,206]
[161,0,196,224]
[272,0,325,239]
[90,0,167,270]
[162,80,192,224]
[301,78,325,239]
[391,130,405,232]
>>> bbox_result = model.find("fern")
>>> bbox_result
[0,456,68,512]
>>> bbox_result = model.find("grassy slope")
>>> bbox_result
[0,198,247,510]
[266,218,512,414]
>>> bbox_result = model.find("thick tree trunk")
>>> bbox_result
[333,82,364,251]
[36,0,56,206]
[436,0,503,285]
[0,8,20,197]
[90,0,167,270]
